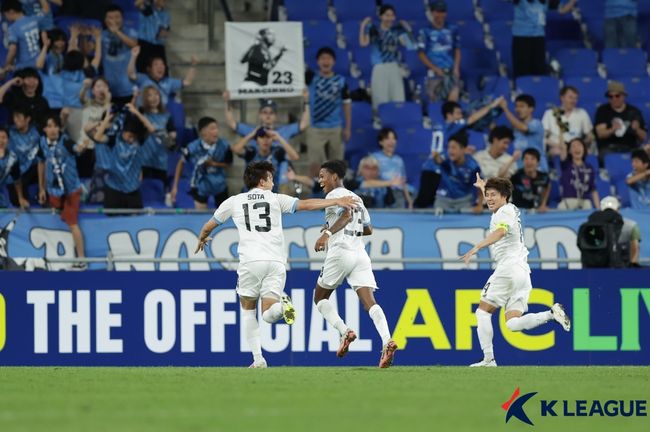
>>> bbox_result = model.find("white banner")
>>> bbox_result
[225,22,305,100]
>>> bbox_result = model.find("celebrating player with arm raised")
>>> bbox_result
[195,161,358,368]
[312,160,398,368]
[461,174,571,367]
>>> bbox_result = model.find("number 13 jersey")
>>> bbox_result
[324,187,371,252]
[212,188,299,264]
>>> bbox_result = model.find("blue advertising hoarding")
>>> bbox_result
[0,270,648,366]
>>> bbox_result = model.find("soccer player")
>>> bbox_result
[195,161,358,368]
[461,175,571,367]
[312,160,397,368]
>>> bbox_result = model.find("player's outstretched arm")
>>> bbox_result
[460,228,506,265]
[195,219,218,253]
[295,196,358,212]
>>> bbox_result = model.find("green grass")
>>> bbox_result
[0,367,648,432]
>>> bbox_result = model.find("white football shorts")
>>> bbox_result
[236,261,286,300]
[317,249,378,291]
[480,263,532,312]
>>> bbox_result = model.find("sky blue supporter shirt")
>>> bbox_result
[37,136,82,196]
[8,15,41,69]
[365,23,412,66]
[182,138,233,197]
[40,71,64,109]
[100,135,158,193]
[236,123,300,149]
[627,173,650,209]
[20,0,54,30]
[437,154,481,199]
[239,143,287,192]
[513,118,547,171]
[417,23,460,69]
[9,126,40,174]
[0,150,21,207]
[134,73,182,106]
[422,120,468,172]
[102,27,139,97]
[371,150,408,190]
[605,0,637,19]
[512,0,556,37]
[142,111,175,171]
[307,71,351,129]
[138,6,170,45]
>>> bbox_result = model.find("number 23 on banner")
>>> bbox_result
[0,293,5,351]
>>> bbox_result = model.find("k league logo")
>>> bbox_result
[502,387,537,426]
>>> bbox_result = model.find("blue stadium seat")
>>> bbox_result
[346,75,365,91]
[427,101,445,125]
[579,0,605,20]
[488,20,513,69]
[351,47,373,78]
[351,102,373,130]
[545,14,582,41]
[580,99,601,122]
[167,100,186,146]
[460,48,499,78]
[284,0,329,20]
[402,154,428,189]
[447,0,476,22]
[602,48,648,79]
[402,49,427,77]
[341,20,363,49]
[554,49,598,77]
[596,177,612,200]
[123,10,140,29]
[515,76,561,102]
[457,20,486,49]
[564,76,608,101]
[393,0,428,20]
[141,178,166,208]
[175,179,195,208]
[604,153,632,183]
[481,0,514,22]
[619,77,650,99]
[333,0,377,21]
[468,130,487,152]
[113,0,138,12]
[548,179,561,208]
[304,47,350,75]
[583,18,605,50]
[394,126,431,156]
[378,102,423,128]
[614,179,631,207]
[586,154,600,176]
[302,20,338,50]
[479,75,511,99]
[346,127,377,154]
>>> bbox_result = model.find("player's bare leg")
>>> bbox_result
[240,296,267,368]
[356,287,397,368]
[260,295,295,325]
[471,301,498,367]
[314,285,355,357]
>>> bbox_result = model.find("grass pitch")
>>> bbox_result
[0,366,648,432]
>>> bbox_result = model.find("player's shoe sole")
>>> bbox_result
[281,295,296,325]
[336,329,357,358]
[469,358,497,367]
[249,361,268,368]
[551,303,571,332]
[379,340,398,368]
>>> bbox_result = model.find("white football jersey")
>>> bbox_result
[488,203,529,268]
[324,187,371,252]
[213,188,298,264]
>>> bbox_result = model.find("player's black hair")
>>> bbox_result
[316,47,336,60]
[321,160,347,179]
[43,113,62,129]
[63,50,86,72]
[515,94,536,108]
[631,148,650,166]
[560,85,578,96]
[197,117,217,131]
[448,132,468,148]
[523,147,541,162]
[104,4,124,17]
[485,177,513,200]
[379,4,395,15]
[16,67,40,80]
[244,161,275,189]
[1,0,22,13]
[377,127,397,143]
[441,101,461,118]
[488,125,514,143]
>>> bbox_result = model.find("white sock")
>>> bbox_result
[262,302,283,323]
[506,311,553,331]
[368,304,391,345]
[475,309,494,360]
[316,299,348,336]
[241,309,264,363]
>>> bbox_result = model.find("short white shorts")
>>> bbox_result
[236,261,286,300]
[480,264,532,312]
[317,249,378,291]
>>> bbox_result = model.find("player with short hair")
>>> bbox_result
[195,161,358,368]
[461,175,571,367]
[313,160,397,368]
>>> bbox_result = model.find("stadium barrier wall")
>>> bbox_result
[2,209,649,270]
[0,270,648,366]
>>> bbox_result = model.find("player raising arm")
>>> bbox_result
[195,161,358,368]
[461,174,571,367]
[312,160,398,368]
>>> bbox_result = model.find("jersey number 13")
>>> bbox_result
[242,202,271,232]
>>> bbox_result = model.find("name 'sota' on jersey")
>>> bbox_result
[324,187,371,251]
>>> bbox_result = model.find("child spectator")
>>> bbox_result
[370,127,413,209]
[418,1,461,102]
[0,127,28,209]
[1,0,43,71]
[474,126,517,179]
[78,77,111,178]
[511,148,550,212]
[135,0,170,72]
[0,67,50,127]
[37,114,87,269]
[171,117,232,209]
[359,4,414,110]
[128,46,196,106]
[42,28,68,75]
[556,138,599,210]
[305,47,351,176]
[626,148,650,209]
[102,5,139,105]
[542,86,594,156]
[500,94,547,171]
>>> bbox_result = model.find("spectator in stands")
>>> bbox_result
[542,85,595,156]
[348,155,404,208]
[37,114,87,269]
[371,127,413,209]
[135,0,170,72]
[499,94,547,171]
[42,28,68,75]
[78,77,111,178]
[128,46,197,106]
[88,103,157,210]
[430,134,483,214]
[600,196,641,267]
[605,0,638,48]
[595,81,647,162]
[231,127,300,193]
[556,138,599,210]
[102,5,139,105]
[474,126,518,179]
[417,1,461,102]
[20,0,56,31]
[0,67,50,127]
[171,117,231,209]
[511,0,577,78]
[1,0,44,72]
[0,127,27,209]
[359,4,415,110]
[8,106,41,206]
[511,148,550,212]
[305,47,351,177]
[626,148,650,209]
